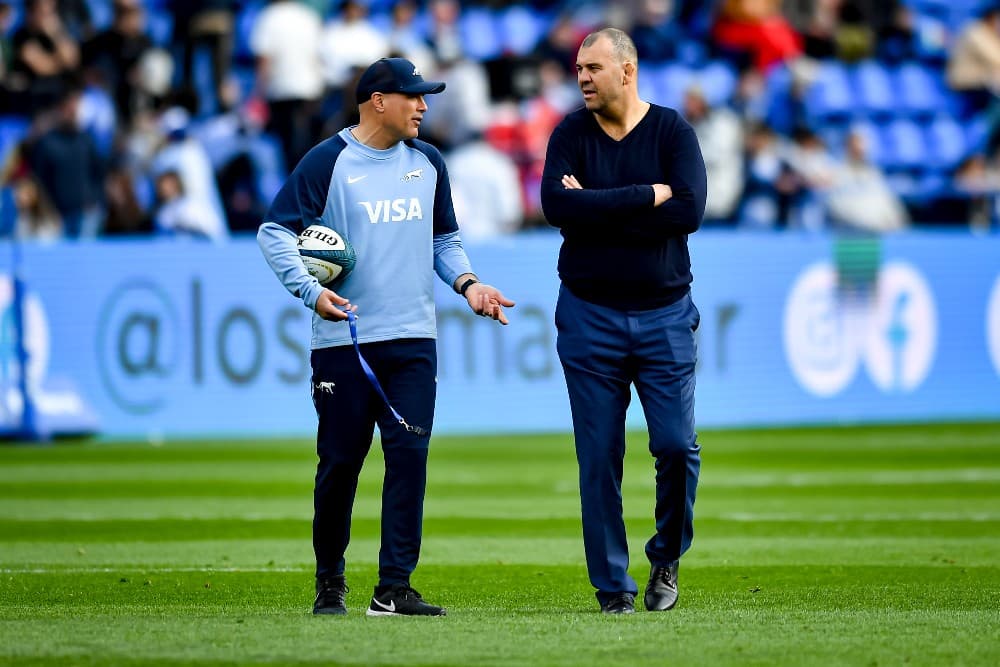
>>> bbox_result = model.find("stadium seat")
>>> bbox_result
[649,63,694,111]
[896,63,948,118]
[145,7,174,47]
[964,113,990,153]
[637,62,666,106]
[850,120,887,167]
[884,118,928,171]
[459,7,502,61]
[925,115,967,171]
[697,61,737,108]
[234,1,267,63]
[804,61,854,123]
[497,5,547,56]
[0,115,30,161]
[852,60,894,118]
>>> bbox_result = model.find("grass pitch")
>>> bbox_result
[1,422,999,666]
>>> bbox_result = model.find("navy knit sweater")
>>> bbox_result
[540,104,707,310]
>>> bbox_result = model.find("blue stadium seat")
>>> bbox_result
[884,118,928,171]
[145,8,174,47]
[964,113,990,153]
[697,61,737,108]
[896,63,948,117]
[0,115,30,161]
[637,62,666,105]
[925,115,967,171]
[849,121,887,166]
[459,7,501,61]
[0,186,17,237]
[762,63,796,133]
[497,5,546,56]
[852,61,894,118]
[804,61,853,123]
[655,63,695,111]
[234,1,267,63]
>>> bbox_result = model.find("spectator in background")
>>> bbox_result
[250,0,324,170]
[28,81,104,238]
[739,121,794,228]
[952,152,1000,231]
[0,3,13,76]
[153,170,223,239]
[82,0,153,129]
[876,1,918,64]
[782,127,839,230]
[683,85,743,223]
[425,0,463,67]
[533,14,584,72]
[446,132,523,240]
[318,0,389,133]
[387,0,435,76]
[102,159,151,236]
[320,1,389,97]
[8,0,81,115]
[947,6,1000,99]
[173,0,236,114]
[947,6,1000,152]
[0,2,15,111]
[800,0,873,63]
[825,129,908,233]
[56,0,92,41]
[12,175,62,240]
[421,0,492,150]
[630,0,679,63]
[150,107,228,241]
[711,0,802,71]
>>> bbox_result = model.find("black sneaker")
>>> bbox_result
[366,583,447,617]
[313,575,349,615]
[600,592,635,615]
[644,563,679,611]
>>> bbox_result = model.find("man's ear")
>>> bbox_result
[373,92,385,112]
[623,61,636,85]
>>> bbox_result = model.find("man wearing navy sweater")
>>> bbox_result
[541,28,707,615]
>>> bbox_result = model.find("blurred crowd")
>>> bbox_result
[1,0,999,242]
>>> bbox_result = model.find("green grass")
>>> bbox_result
[1,423,999,666]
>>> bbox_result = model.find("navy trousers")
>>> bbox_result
[555,286,701,604]
[310,338,436,586]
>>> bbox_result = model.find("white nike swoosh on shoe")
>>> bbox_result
[347,175,367,184]
[372,598,395,612]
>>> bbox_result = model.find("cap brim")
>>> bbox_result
[401,81,446,96]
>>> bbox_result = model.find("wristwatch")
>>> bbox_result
[458,276,479,296]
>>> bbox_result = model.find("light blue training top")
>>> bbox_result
[257,127,474,349]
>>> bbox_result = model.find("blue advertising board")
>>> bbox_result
[1,231,998,439]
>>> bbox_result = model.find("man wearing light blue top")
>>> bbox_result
[257,57,514,617]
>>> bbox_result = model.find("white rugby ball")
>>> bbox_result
[297,224,357,288]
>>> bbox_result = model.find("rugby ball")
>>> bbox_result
[297,224,357,288]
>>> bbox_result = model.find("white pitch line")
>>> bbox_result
[0,567,310,574]
[715,512,1000,522]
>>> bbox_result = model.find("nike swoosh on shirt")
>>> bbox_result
[347,175,367,184]
[372,598,396,612]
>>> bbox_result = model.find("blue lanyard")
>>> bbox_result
[346,310,429,436]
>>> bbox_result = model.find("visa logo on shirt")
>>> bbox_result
[358,198,424,224]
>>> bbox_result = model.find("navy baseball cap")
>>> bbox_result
[356,58,446,104]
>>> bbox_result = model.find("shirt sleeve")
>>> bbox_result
[619,125,706,240]
[257,138,341,310]
[257,222,325,310]
[540,117,707,239]
[540,122,653,229]
[433,230,473,288]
